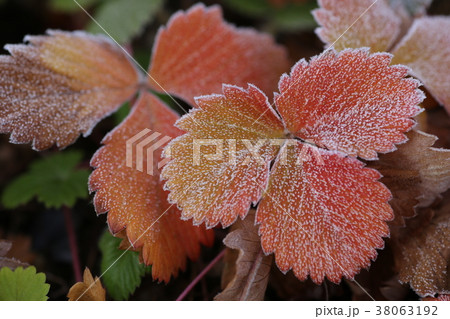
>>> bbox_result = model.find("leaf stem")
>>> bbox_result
[63,206,82,283]
[176,249,226,301]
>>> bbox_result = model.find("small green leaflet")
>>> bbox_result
[1,151,89,209]
[99,230,151,300]
[87,0,163,44]
[0,266,50,301]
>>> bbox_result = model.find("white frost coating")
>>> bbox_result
[161,84,285,229]
[275,48,424,160]
[0,30,139,150]
[313,0,402,52]
[392,17,450,114]
[256,141,392,283]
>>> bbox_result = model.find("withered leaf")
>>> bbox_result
[67,268,106,301]
[0,239,29,270]
[215,210,272,301]
[370,130,450,225]
[0,30,139,150]
[391,204,450,297]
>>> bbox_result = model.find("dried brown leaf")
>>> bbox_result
[392,205,450,297]
[370,130,450,225]
[215,211,272,301]
[67,268,106,301]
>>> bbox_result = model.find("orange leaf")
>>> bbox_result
[0,30,139,150]
[215,210,272,301]
[89,91,213,283]
[392,17,450,115]
[148,4,289,105]
[391,206,450,297]
[276,49,423,160]
[256,141,392,284]
[370,130,450,225]
[162,84,285,228]
[313,0,401,52]
[67,268,105,301]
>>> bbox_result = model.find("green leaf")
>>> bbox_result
[49,0,101,13]
[0,266,49,301]
[1,151,89,209]
[87,0,163,44]
[272,2,317,31]
[99,230,151,300]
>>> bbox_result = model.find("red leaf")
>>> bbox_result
[276,49,423,160]
[148,4,289,105]
[313,0,401,52]
[256,141,392,284]
[392,17,450,115]
[89,91,213,282]
[0,30,139,150]
[162,84,285,228]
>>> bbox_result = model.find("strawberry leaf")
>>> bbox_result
[1,151,89,209]
[99,230,150,300]
[148,4,289,105]
[276,49,423,160]
[89,91,214,282]
[0,266,49,301]
[163,48,425,283]
[0,30,139,150]
[257,142,392,284]
[313,0,401,52]
[392,17,450,115]
[162,84,285,228]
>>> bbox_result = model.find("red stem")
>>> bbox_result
[176,249,226,301]
[63,206,82,283]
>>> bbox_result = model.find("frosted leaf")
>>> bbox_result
[392,17,450,115]
[161,84,285,228]
[313,0,402,52]
[89,91,213,282]
[0,30,139,150]
[148,3,289,105]
[163,48,428,283]
[392,207,450,297]
[256,141,393,284]
[275,49,424,160]
[370,130,450,226]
